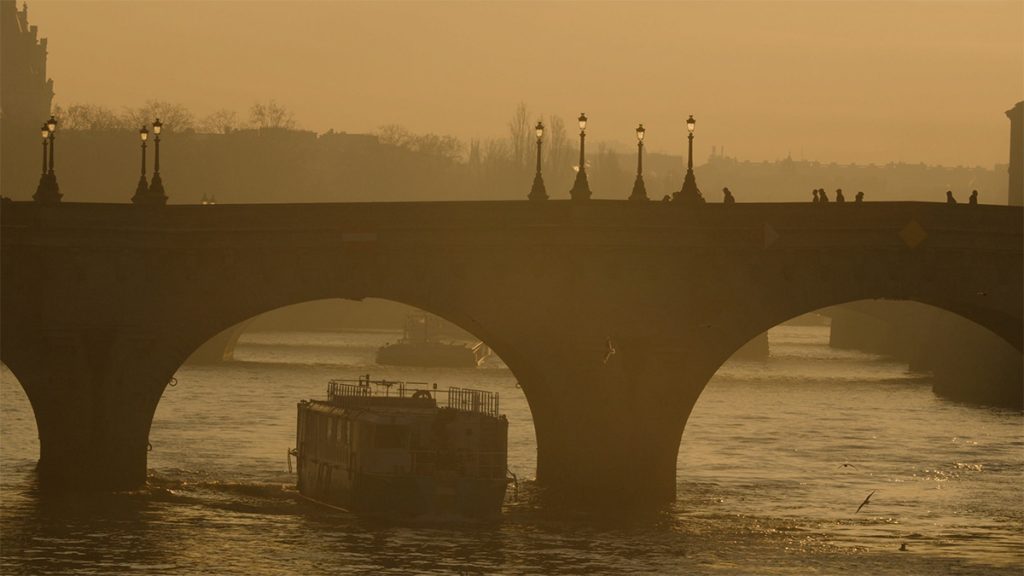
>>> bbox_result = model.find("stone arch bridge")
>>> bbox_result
[2,200,1020,506]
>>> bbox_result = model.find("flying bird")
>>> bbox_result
[837,463,857,470]
[855,490,876,514]
[603,337,616,364]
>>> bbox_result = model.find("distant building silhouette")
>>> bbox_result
[1007,101,1023,206]
[0,2,52,121]
[0,0,54,198]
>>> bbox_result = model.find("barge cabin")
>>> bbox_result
[295,375,508,517]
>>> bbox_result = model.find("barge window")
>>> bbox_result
[374,425,408,449]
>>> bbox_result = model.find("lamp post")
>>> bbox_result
[46,115,57,174]
[673,114,704,204]
[131,126,150,204]
[33,122,61,203]
[148,118,167,203]
[45,115,61,197]
[39,124,49,174]
[629,123,647,201]
[528,121,548,200]
[569,112,592,200]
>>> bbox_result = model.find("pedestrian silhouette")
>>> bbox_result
[723,187,735,204]
[969,190,978,205]
[819,188,829,203]
[855,191,864,203]
[946,190,957,204]
[812,189,819,203]
[835,188,845,203]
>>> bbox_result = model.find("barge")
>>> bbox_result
[376,315,491,368]
[294,375,508,517]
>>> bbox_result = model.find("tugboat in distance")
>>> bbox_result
[293,375,509,517]
[376,314,491,368]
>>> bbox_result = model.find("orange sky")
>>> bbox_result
[28,1,1024,167]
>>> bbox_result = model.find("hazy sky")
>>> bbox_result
[29,1,1024,167]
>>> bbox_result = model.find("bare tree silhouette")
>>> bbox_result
[249,100,296,130]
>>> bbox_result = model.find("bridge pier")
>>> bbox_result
[6,329,174,491]
[523,339,707,506]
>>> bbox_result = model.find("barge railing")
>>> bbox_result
[448,387,499,418]
[327,375,500,418]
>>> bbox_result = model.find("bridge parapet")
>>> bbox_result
[2,200,1020,248]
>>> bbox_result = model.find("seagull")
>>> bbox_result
[837,463,857,470]
[856,490,876,514]
[603,337,616,364]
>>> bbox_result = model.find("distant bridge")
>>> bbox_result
[2,200,1021,506]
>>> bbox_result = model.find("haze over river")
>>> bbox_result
[2,325,1021,574]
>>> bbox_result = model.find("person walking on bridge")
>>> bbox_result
[855,191,864,203]
[946,190,957,204]
[835,188,846,203]
[969,190,978,205]
[812,189,819,203]
[819,188,830,203]
[723,187,735,204]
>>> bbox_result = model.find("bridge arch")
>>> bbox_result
[140,297,538,490]
[0,364,40,470]
[659,295,1019,516]
[718,295,1020,372]
[177,291,542,443]
[689,293,1022,415]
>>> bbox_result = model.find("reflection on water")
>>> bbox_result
[2,326,1021,575]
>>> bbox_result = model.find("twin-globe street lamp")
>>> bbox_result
[528,112,592,201]
[33,116,61,203]
[131,118,168,206]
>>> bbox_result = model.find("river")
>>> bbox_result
[2,325,1021,574]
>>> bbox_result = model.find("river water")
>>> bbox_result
[2,325,1021,575]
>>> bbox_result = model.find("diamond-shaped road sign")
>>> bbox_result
[899,220,928,249]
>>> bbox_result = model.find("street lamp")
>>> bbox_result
[148,118,167,202]
[46,115,56,174]
[45,115,61,196]
[131,126,150,204]
[674,114,704,204]
[629,123,647,201]
[33,122,61,203]
[528,120,548,200]
[569,112,592,200]
[39,124,49,174]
